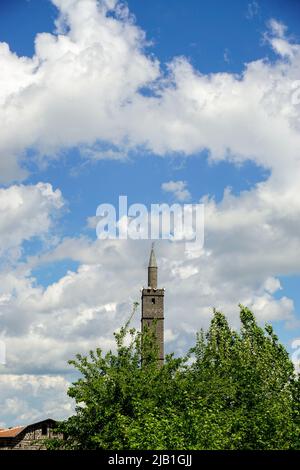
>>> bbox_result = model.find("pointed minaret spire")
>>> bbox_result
[148,243,157,288]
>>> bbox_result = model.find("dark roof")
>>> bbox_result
[0,419,57,440]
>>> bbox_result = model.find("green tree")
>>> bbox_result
[47,305,300,450]
[188,306,299,449]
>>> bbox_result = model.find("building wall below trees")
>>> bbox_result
[0,419,62,450]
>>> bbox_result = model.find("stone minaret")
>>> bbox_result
[141,244,164,365]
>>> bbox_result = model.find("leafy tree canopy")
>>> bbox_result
[47,305,300,450]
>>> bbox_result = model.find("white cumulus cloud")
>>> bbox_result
[0,183,63,260]
[161,180,191,202]
[0,1,299,186]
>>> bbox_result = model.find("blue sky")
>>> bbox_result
[0,0,300,426]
